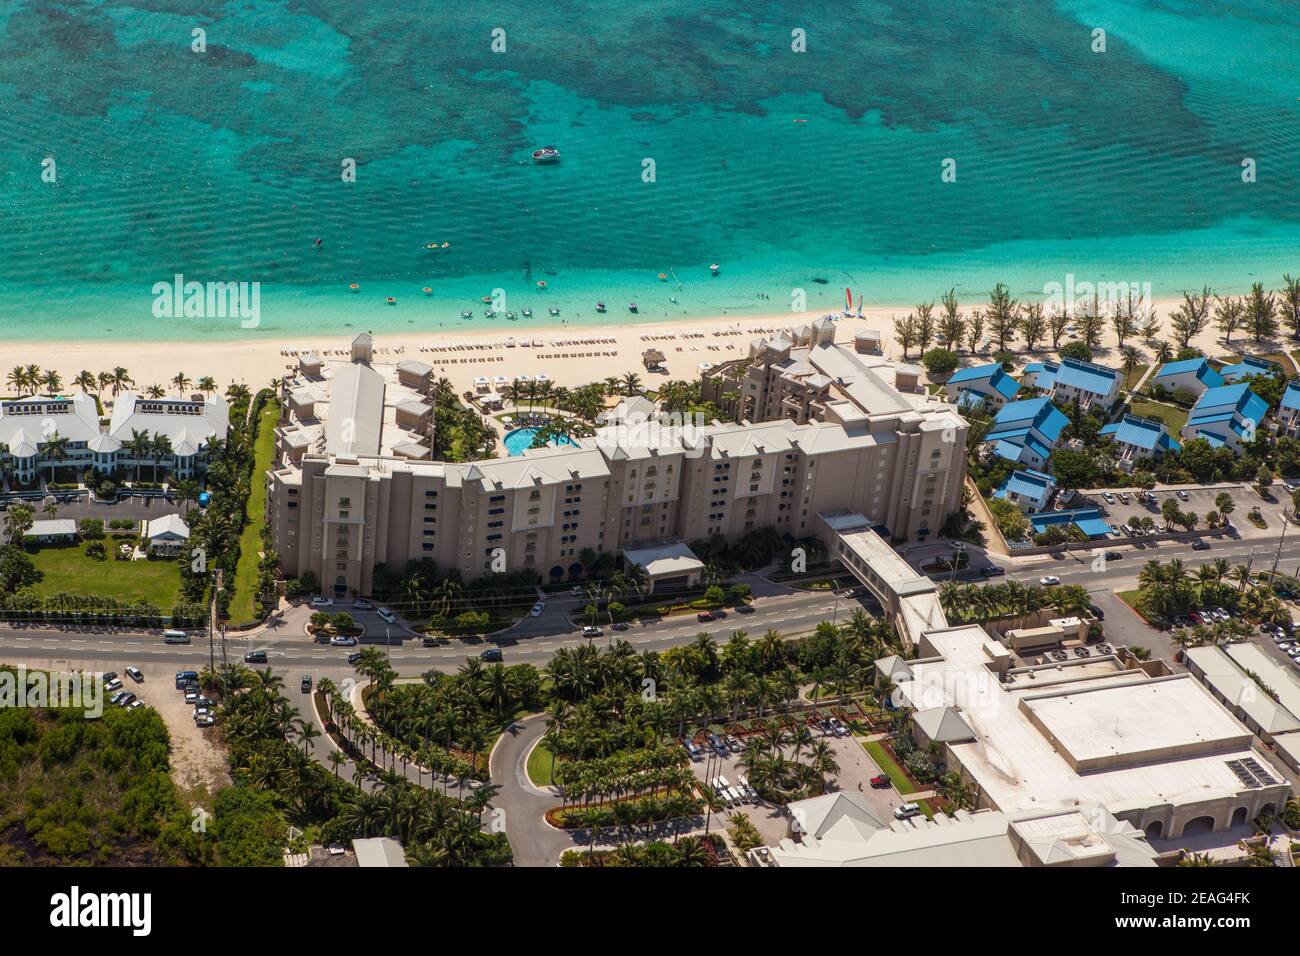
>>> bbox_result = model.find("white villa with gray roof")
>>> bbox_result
[0,392,228,484]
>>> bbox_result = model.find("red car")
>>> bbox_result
[869,774,891,789]
[697,612,716,622]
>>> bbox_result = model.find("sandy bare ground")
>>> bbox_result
[0,655,229,799]
[7,293,1268,406]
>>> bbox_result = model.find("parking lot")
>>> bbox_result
[1082,486,1242,535]
[0,493,187,525]
[682,724,908,847]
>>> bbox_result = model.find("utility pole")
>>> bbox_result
[1271,508,1291,579]
[208,568,223,673]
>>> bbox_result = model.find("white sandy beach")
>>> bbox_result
[0,297,1276,404]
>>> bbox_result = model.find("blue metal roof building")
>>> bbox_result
[1151,358,1225,395]
[1219,355,1282,383]
[1029,507,1114,539]
[993,468,1056,513]
[1182,383,1269,452]
[1049,358,1120,409]
[983,397,1071,470]
[1100,414,1181,454]
[945,362,1021,410]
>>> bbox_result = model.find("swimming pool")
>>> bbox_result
[503,427,575,456]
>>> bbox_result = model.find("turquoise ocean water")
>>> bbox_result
[0,0,1297,342]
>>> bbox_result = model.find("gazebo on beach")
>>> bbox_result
[642,348,666,371]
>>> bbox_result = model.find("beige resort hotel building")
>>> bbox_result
[265,324,967,598]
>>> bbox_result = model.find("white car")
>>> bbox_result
[894,802,921,820]
[1039,576,1061,587]
[310,596,334,608]
[581,625,602,638]
[529,602,545,617]
[377,608,397,625]
[330,635,358,647]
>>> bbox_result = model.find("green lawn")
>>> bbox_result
[230,400,278,624]
[1121,364,1149,392]
[526,739,558,788]
[861,739,920,795]
[28,545,181,608]
[1125,398,1188,434]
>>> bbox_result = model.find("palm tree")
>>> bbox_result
[73,370,97,394]
[110,367,133,396]
[42,432,69,481]
[172,372,192,396]
[151,432,173,482]
[41,370,62,395]
[6,366,26,395]
[197,376,217,398]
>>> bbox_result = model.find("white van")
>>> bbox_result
[163,629,191,644]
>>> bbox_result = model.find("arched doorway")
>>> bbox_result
[1144,820,1163,839]
[1231,807,1249,826]
[568,562,583,579]
[334,574,347,596]
[1181,815,1216,837]
[549,566,564,581]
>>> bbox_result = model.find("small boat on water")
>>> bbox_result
[628,302,639,313]
[460,310,473,319]
[531,146,561,164]
[424,241,451,251]
[521,308,533,318]
[481,295,494,303]
[548,307,560,316]
[709,263,720,275]
[386,297,397,305]
[537,280,547,290]
[349,283,360,292]
[484,309,496,318]
[422,287,433,295]
[507,311,517,320]
[658,273,668,281]
[670,296,679,304]
[596,302,606,313]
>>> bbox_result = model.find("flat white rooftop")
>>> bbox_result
[1022,678,1253,772]
[893,625,1287,817]
[1223,642,1300,720]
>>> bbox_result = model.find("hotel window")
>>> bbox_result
[338,497,351,507]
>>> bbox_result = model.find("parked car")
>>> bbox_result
[581,625,602,638]
[612,621,629,631]
[377,608,397,625]
[683,739,702,759]
[352,600,373,610]
[1088,604,1105,620]
[1039,576,1061,586]
[1117,492,1130,503]
[174,670,198,689]
[894,803,922,820]
[827,717,850,736]
[125,666,144,683]
[707,733,728,756]
[184,689,199,704]
[697,611,716,622]
[1101,492,1115,504]
[195,714,215,728]
[869,774,891,789]
[725,734,744,752]
[128,699,145,710]
[1176,490,1190,501]
[480,647,503,662]
[104,678,123,693]
[109,691,128,707]
[310,596,334,608]
[329,635,357,647]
